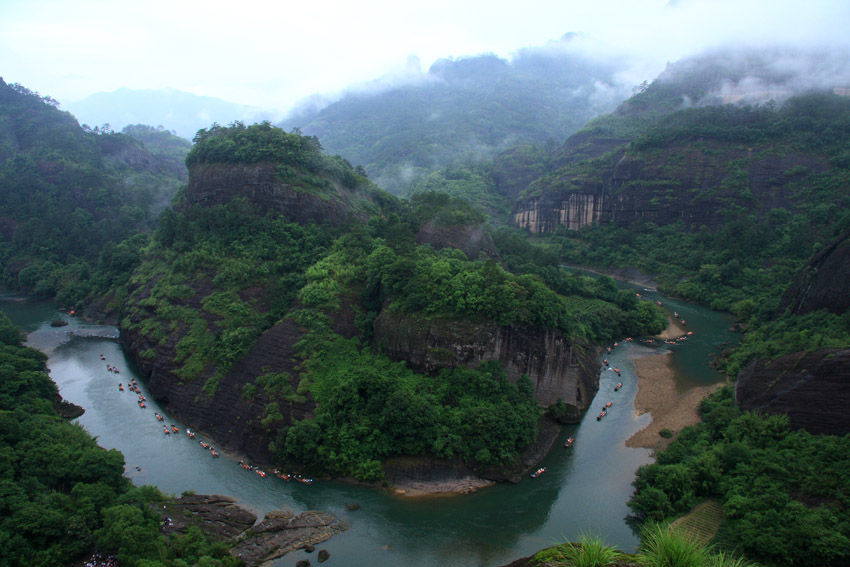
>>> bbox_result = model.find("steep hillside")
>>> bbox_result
[506,49,850,316]
[0,78,187,306]
[113,123,666,483]
[280,36,630,192]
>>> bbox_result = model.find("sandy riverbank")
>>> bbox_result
[655,315,687,340]
[626,352,721,453]
[389,476,497,497]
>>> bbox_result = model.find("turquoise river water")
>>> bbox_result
[1,280,736,567]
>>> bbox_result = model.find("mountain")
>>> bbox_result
[107,122,665,484]
[280,35,634,193]
[505,48,850,314]
[0,78,187,306]
[64,87,277,141]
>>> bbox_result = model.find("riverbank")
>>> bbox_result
[626,352,721,453]
[562,264,660,290]
[384,416,563,497]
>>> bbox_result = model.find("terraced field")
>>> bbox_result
[671,499,724,544]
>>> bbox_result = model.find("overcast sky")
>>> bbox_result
[2,0,849,114]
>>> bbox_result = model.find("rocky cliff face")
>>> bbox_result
[736,348,850,436]
[372,312,600,409]
[121,306,314,463]
[511,145,826,234]
[736,230,850,435]
[778,228,850,316]
[415,221,500,261]
[187,163,365,226]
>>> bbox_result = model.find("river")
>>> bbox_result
[0,282,736,567]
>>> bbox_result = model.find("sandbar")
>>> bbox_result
[626,351,721,453]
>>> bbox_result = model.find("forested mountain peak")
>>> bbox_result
[183,121,382,226]
[279,39,632,193]
[0,79,187,305]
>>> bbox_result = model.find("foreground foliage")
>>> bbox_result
[628,387,850,567]
[530,526,757,567]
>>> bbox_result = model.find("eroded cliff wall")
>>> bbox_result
[121,301,315,463]
[511,145,826,234]
[187,163,364,226]
[736,349,850,436]
[372,312,600,409]
[778,228,850,316]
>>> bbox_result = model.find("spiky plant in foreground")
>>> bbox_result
[561,532,623,567]
[638,523,709,567]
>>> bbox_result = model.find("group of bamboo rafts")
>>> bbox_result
[533,341,629,479]
[106,354,219,458]
[238,460,313,485]
[106,354,314,479]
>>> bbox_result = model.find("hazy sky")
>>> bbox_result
[2,0,849,114]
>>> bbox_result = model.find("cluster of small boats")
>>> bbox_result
[237,461,314,484]
[597,400,613,421]
[105,354,313,482]
[531,467,547,478]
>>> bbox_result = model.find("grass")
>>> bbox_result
[529,524,757,567]
[638,523,710,567]
[561,533,624,567]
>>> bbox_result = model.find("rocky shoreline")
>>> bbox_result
[382,416,564,497]
[160,494,347,567]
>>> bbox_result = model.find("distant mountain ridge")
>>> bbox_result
[64,87,277,141]
[280,36,635,192]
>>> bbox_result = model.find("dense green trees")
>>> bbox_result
[121,150,664,478]
[542,93,850,370]
[628,387,850,567]
[0,311,242,567]
[280,333,539,479]
[0,79,186,307]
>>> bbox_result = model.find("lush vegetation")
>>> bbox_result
[282,335,539,479]
[280,46,630,192]
[122,199,335,389]
[121,123,192,169]
[0,79,186,308]
[538,92,850,369]
[0,312,241,567]
[402,162,514,220]
[628,387,850,567]
[124,183,664,479]
[118,122,665,479]
[529,526,757,567]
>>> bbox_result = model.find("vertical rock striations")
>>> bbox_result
[372,312,600,410]
[511,143,827,235]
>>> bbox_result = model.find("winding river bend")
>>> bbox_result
[1,281,736,567]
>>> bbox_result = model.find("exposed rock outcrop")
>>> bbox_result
[162,494,257,540]
[736,349,850,436]
[187,163,367,226]
[121,316,315,464]
[778,228,850,316]
[159,494,347,567]
[231,509,347,567]
[512,145,826,234]
[373,312,600,409]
